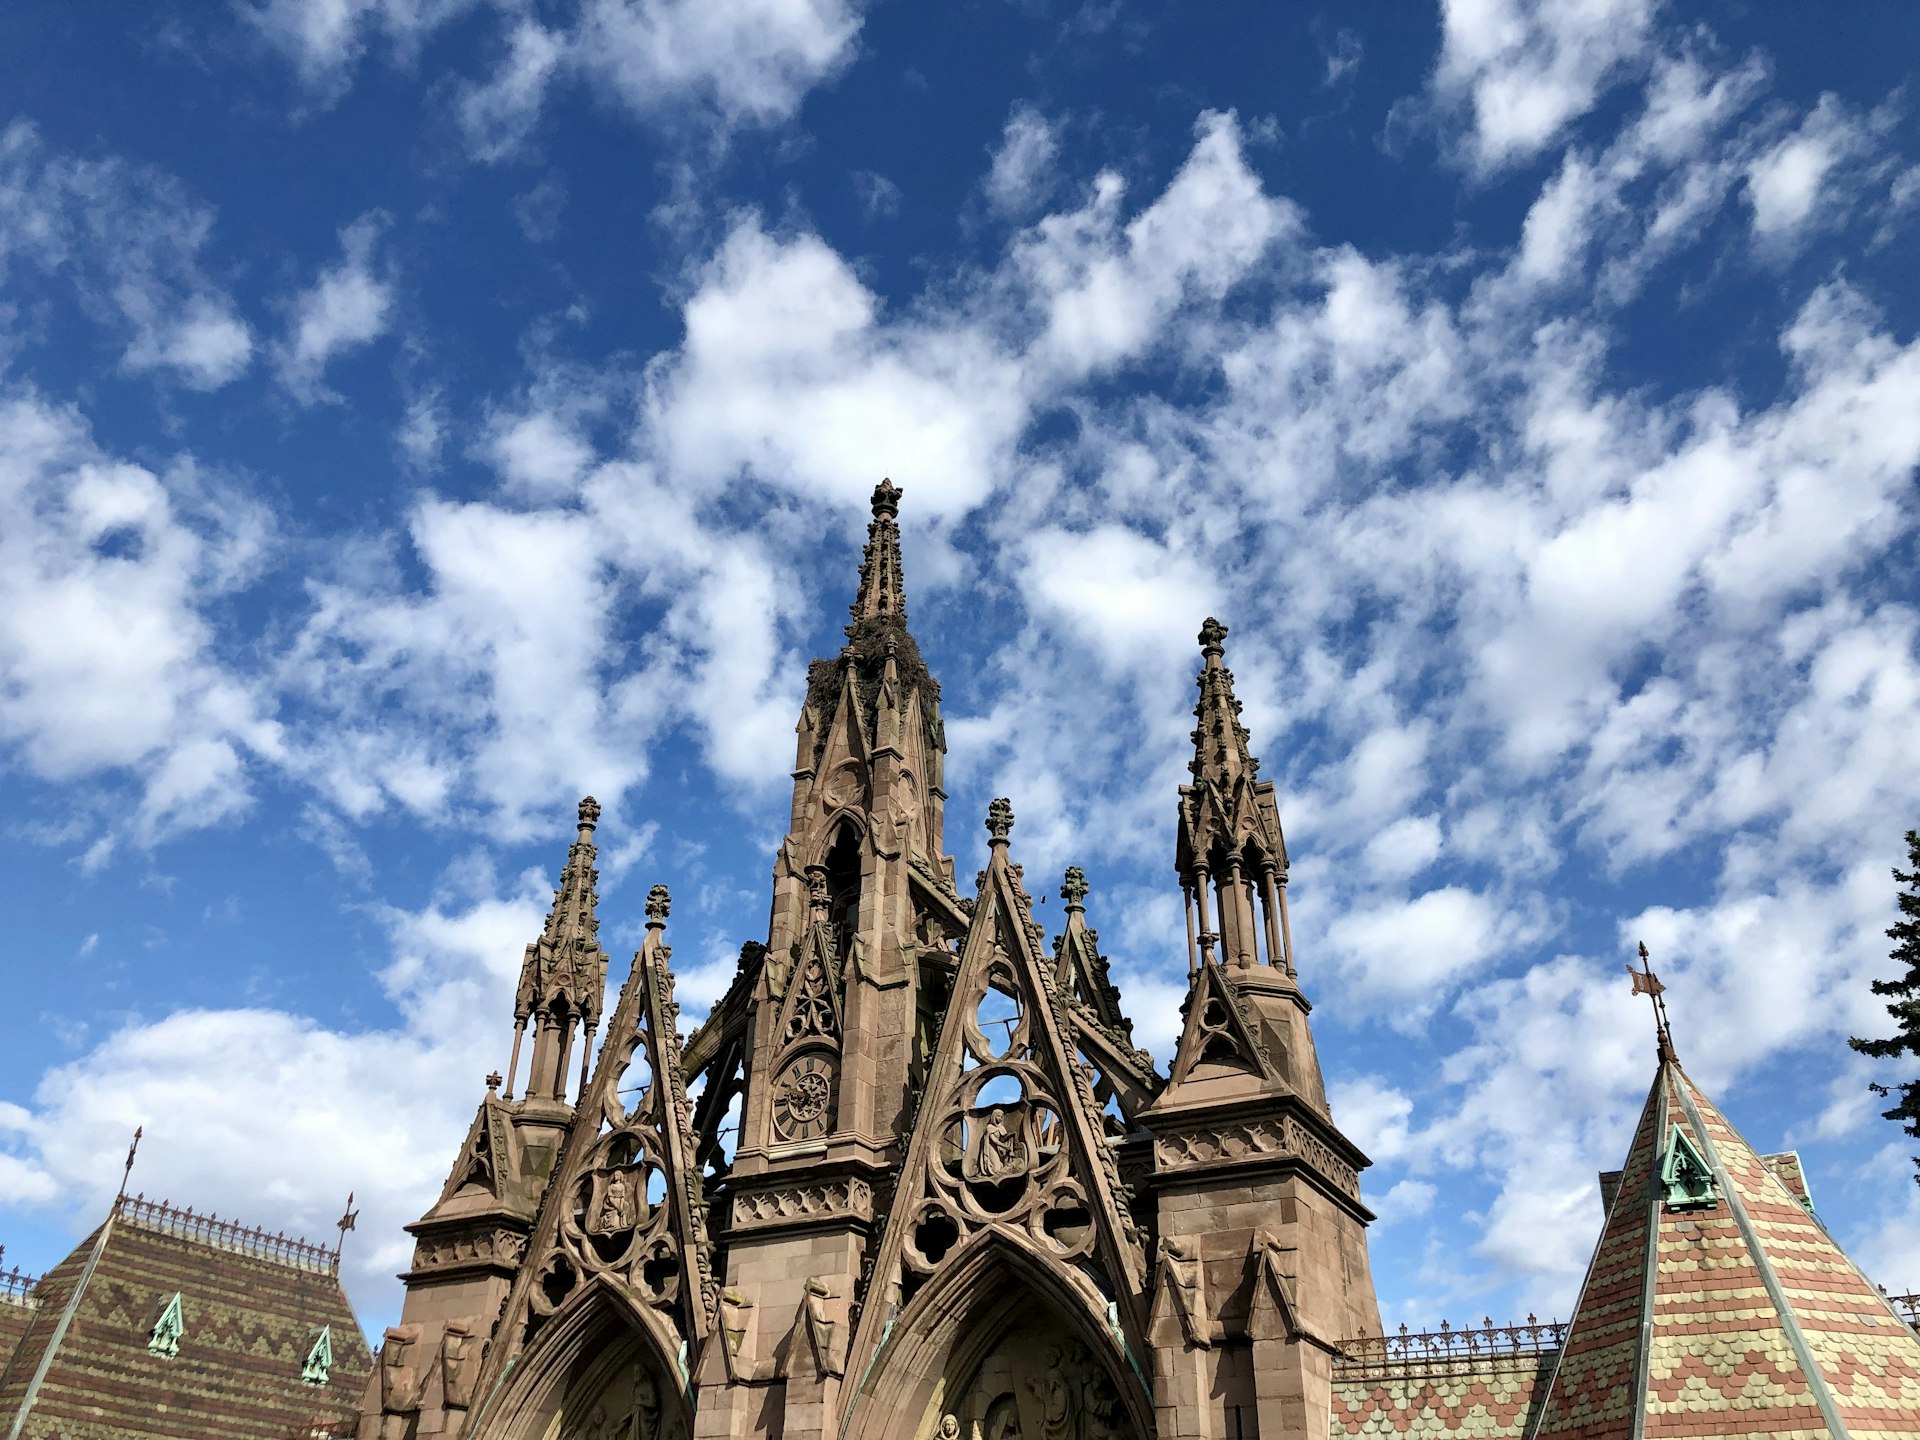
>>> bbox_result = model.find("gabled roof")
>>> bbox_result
[0,1199,370,1440]
[1531,1060,1920,1439]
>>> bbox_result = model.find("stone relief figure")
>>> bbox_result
[982,1394,1022,1440]
[1027,1347,1076,1440]
[592,1168,642,1235]
[964,1103,1034,1183]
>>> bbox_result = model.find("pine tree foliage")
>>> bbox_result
[1850,829,1920,1184]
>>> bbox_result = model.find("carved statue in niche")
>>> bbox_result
[591,1167,642,1235]
[966,1106,1028,1182]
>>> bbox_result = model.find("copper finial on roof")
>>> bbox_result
[1627,941,1677,1064]
[116,1125,143,1207]
[333,1193,358,1263]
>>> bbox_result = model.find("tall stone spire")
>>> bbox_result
[506,796,610,1104]
[1144,616,1378,1440]
[1176,619,1293,975]
[1189,616,1258,788]
[700,481,966,1440]
[849,477,906,626]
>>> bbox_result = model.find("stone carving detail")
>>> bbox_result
[440,1320,478,1411]
[556,1350,679,1440]
[1153,1115,1360,1197]
[410,1227,528,1273]
[731,1178,874,1228]
[895,943,1111,1282]
[379,1325,425,1417]
[925,1321,1134,1440]
[523,892,718,1344]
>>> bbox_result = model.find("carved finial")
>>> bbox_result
[1061,867,1088,911]
[577,796,601,831]
[646,885,671,926]
[1198,617,1228,657]
[1627,940,1677,1064]
[871,478,902,517]
[985,797,1014,846]
[485,1071,502,1093]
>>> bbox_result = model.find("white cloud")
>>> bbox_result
[484,411,596,500]
[244,0,489,98]
[985,104,1061,218]
[1434,0,1658,171]
[1325,886,1517,1006]
[645,218,1025,514]
[0,123,254,390]
[457,20,569,161]
[1746,94,1875,245]
[576,0,863,129]
[276,213,395,404]
[0,389,278,856]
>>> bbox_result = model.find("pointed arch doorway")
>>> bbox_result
[841,1236,1152,1440]
[465,1282,691,1440]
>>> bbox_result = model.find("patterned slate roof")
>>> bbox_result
[0,1203,372,1440]
[1530,1060,1920,1440]
[1333,1351,1557,1437]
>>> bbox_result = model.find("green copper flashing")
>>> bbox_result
[1659,1125,1717,1210]
[148,1292,184,1358]
[302,1324,334,1386]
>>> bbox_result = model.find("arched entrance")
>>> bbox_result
[842,1235,1151,1440]
[466,1281,690,1440]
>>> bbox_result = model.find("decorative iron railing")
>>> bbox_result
[1887,1291,1919,1331]
[1334,1317,1568,1372]
[117,1194,339,1275]
[0,1262,39,1306]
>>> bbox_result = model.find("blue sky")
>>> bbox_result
[1,0,1917,1338]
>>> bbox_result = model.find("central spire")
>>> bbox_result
[849,478,906,627]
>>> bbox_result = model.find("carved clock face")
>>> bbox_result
[773,1052,837,1142]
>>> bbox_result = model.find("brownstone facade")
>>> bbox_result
[355,482,1920,1440]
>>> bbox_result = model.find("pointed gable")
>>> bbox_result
[485,885,716,1367]
[1532,1061,1920,1439]
[1166,957,1281,1091]
[847,799,1149,1377]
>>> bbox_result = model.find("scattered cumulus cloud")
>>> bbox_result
[985,103,1062,218]
[0,122,254,389]
[1433,0,1658,172]
[275,213,395,404]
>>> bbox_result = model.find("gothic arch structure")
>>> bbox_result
[360,485,1384,1440]
[466,1278,691,1440]
[840,1232,1151,1440]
